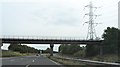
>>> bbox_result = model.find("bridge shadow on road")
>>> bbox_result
[1,65,63,67]
[1,65,120,67]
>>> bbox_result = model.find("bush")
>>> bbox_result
[73,50,85,58]
[8,44,39,53]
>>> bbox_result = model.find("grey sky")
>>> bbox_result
[1,0,119,51]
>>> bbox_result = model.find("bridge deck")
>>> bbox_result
[1,39,102,44]
[0,36,103,44]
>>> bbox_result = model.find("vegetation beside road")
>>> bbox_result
[1,50,34,57]
[58,27,120,62]
[8,44,58,55]
[90,55,118,62]
[47,56,87,67]
[8,44,39,53]
[1,44,40,57]
[1,44,58,57]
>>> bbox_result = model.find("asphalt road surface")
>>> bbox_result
[1,55,62,67]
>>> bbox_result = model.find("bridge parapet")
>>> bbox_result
[1,35,103,44]
[0,35,89,40]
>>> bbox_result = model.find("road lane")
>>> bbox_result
[2,56,35,65]
[1,55,62,67]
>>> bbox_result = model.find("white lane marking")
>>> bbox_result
[10,60,14,61]
[26,64,29,67]
[49,59,61,65]
[25,59,35,67]
[42,55,61,65]
[32,60,35,62]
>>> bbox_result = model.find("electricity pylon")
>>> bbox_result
[84,1,101,40]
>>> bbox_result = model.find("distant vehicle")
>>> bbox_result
[36,54,39,56]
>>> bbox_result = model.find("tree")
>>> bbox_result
[102,27,120,55]
[59,44,69,54]
[8,44,39,53]
[59,44,82,55]
[59,44,65,53]
[86,44,100,57]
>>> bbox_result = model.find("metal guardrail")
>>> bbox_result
[54,56,120,66]
[0,35,88,40]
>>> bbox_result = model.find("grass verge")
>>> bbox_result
[90,55,118,62]
[1,50,34,57]
[47,55,90,67]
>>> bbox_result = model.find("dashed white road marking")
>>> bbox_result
[49,59,61,65]
[42,55,61,65]
[10,60,14,61]
[25,64,29,67]
[32,60,35,62]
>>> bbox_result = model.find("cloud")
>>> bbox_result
[2,0,119,37]
[1,0,119,51]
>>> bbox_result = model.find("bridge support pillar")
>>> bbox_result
[50,44,54,56]
[100,46,103,56]
[0,43,3,50]
[0,43,2,57]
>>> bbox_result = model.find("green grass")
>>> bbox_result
[58,54,118,63]
[47,56,88,67]
[46,54,119,67]
[50,57,85,65]
[1,50,22,57]
[91,55,118,62]
[1,50,34,57]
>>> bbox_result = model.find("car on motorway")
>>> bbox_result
[36,54,39,56]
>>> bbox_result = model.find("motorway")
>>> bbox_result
[1,55,62,67]
[2,54,120,67]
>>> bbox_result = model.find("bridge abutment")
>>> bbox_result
[50,44,54,56]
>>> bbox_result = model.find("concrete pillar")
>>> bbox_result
[118,1,120,61]
[100,46,103,56]
[50,44,54,56]
[0,43,2,67]
[0,43,3,50]
[118,1,120,29]
[99,44,104,61]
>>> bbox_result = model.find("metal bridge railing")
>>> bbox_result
[0,35,87,40]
